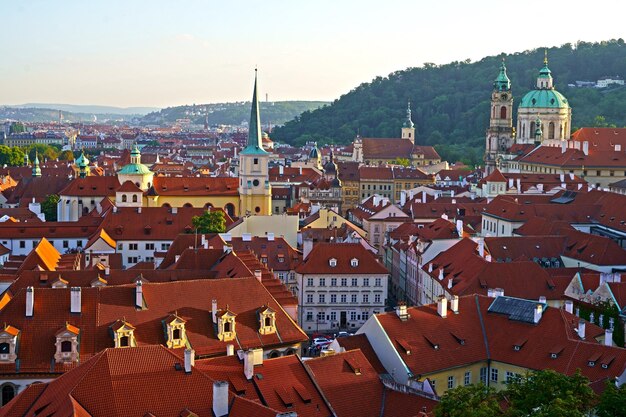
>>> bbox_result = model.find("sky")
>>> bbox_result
[1,0,624,108]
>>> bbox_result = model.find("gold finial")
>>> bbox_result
[544,49,548,65]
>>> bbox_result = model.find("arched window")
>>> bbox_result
[284,348,296,356]
[549,122,555,139]
[265,317,271,327]
[204,203,213,210]
[120,336,129,347]
[132,194,138,203]
[122,194,127,203]
[173,328,181,340]
[224,203,235,217]
[530,121,536,137]
[183,203,193,208]
[0,343,8,354]
[61,340,72,353]
[269,350,280,358]
[162,203,171,208]
[500,106,507,119]
[521,123,526,138]
[2,385,15,406]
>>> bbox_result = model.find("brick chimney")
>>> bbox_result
[212,380,229,417]
[26,286,34,317]
[437,296,447,318]
[70,287,81,314]
[184,348,195,373]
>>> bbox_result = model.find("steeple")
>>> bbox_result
[241,69,268,155]
[494,59,511,92]
[76,150,90,178]
[401,100,416,143]
[403,100,414,128]
[130,144,141,165]
[32,151,42,177]
[537,50,553,89]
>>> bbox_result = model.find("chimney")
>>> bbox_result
[438,268,444,280]
[26,286,34,317]
[203,240,208,249]
[172,207,178,214]
[487,288,495,298]
[538,295,546,304]
[478,239,485,257]
[428,263,433,273]
[494,288,504,297]
[303,237,314,259]
[437,296,448,318]
[279,164,284,175]
[135,280,143,309]
[533,304,543,324]
[212,380,229,417]
[577,183,583,190]
[564,300,573,314]
[212,299,218,323]
[70,287,81,314]
[578,320,586,339]
[267,232,275,241]
[373,195,380,207]
[485,254,492,262]
[582,141,589,156]
[113,206,118,213]
[184,348,195,373]
[569,172,574,180]
[605,329,613,346]
[561,140,567,153]
[242,233,252,242]
[105,266,110,276]
[508,178,514,189]
[396,302,409,321]
[222,233,232,242]
[299,166,302,175]
[400,190,406,206]
[447,278,452,289]
[561,182,566,189]
[244,350,254,380]
[422,191,426,203]
[450,295,459,314]
[254,270,262,282]
[137,207,141,214]
[201,234,206,246]
[559,173,564,183]
[456,220,463,237]
[226,344,235,356]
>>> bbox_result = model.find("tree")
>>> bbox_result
[596,380,626,417]
[505,370,595,417]
[58,150,75,161]
[0,145,25,166]
[27,144,58,162]
[191,210,226,234]
[434,384,503,417]
[392,158,410,167]
[9,122,25,134]
[41,194,60,222]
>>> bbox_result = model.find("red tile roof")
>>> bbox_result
[296,243,388,275]
[59,176,121,197]
[151,176,239,196]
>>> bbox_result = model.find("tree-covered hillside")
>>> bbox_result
[272,39,626,165]
[140,101,328,127]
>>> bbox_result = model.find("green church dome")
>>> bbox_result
[519,89,569,109]
[118,163,152,175]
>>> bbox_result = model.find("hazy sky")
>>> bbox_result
[1,0,624,108]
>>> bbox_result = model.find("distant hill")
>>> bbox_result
[140,101,328,127]
[271,39,626,166]
[7,103,158,115]
[0,106,140,123]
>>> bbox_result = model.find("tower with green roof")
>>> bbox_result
[238,70,272,216]
[485,59,515,174]
[117,144,154,191]
[32,151,42,178]
[401,100,416,143]
[516,51,571,145]
[75,150,90,178]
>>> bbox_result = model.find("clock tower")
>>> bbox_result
[485,60,515,174]
[238,70,272,216]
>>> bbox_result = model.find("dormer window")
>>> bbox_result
[54,323,80,363]
[329,258,337,267]
[0,325,19,363]
[111,320,137,348]
[351,258,359,267]
[217,309,237,342]
[258,305,276,335]
[163,313,187,349]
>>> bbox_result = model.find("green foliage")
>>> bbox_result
[392,158,410,167]
[575,300,624,347]
[191,210,226,234]
[0,145,25,166]
[58,150,75,161]
[41,194,59,222]
[435,384,503,417]
[505,370,595,417]
[26,144,59,162]
[9,122,26,134]
[271,39,626,166]
[596,380,626,417]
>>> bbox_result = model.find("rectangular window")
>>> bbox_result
[254,158,258,165]
[145,243,155,250]
[63,240,69,248]
[363,278,369,287]
[363,294,369,303]
[491,368,498,382]
[340,294,347,303]
[19,241,25,249]
[480,367,487,384]
[362,311,369,321]
[317,312,325,322]
[320,278,326,287]
[129,243,138,251]
[127,256,138,264]
[350,311,357,321]
[330,311,337,321]
[306,312,313,321]
[306,294,313,303]
[351,294,357,303]
[307,278,314,287]
[77,240,83,248]
[352,278,358,287]
[330,294,337,303]
[375,278,382,287]
[374,294,381,303]
[341,278,347,286]
[448,376,455,389]
[161,243,170,250]
[464,371,471,386]
[331,278,337,287]
[319,294,325,303]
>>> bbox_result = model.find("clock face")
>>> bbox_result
[500,93,508,100]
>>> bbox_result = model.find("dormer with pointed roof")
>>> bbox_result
[0,324,20,363]
[164,313,188,349]
[216,308,237,342]
[257,305,276,335]
[111,319,137,347]
[54,322,80,363]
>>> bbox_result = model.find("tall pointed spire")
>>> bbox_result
[403,100,414,128]
[32,151,41,177]
[494,58,511,91]
[241,69,268,155]
[544,49,548,66]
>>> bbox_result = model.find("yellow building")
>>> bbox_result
[238,71,272,216]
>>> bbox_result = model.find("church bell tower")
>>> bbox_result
[485,60,515,174]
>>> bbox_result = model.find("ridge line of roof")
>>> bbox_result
[475,295,491,361]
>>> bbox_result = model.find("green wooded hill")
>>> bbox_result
[272,39,626,165]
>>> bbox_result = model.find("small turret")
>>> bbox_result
[32,151,42,178]
[494,59,511,92]
[401,100,416,143]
